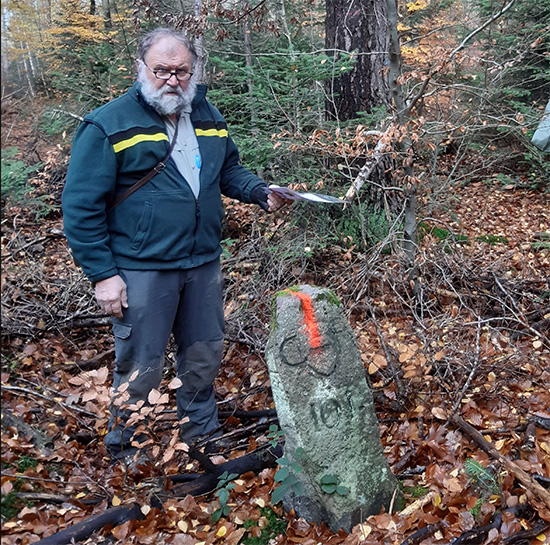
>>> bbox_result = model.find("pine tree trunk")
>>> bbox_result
[325,0,390,121]
[242,7,256,123]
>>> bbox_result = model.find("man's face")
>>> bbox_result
[137,36,197,116]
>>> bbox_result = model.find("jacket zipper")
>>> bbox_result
[189,197,200,265]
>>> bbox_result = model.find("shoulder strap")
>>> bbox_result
[107,118,180,211]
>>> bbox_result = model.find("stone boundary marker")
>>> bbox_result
[265,285,402,532]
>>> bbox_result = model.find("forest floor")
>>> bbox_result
[1,102,549,545]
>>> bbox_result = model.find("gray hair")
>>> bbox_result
[137,28,197,67]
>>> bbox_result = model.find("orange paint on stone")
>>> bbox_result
[286,290,323,349]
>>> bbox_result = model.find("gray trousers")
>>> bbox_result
[104,259,224,455]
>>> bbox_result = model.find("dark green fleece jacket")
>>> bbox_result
[62,82,265,282]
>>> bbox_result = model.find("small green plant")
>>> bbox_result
[494,173,519,187]
[532,241,550,251]
[464,459,500,497]
[319,474,349,496]
[266,424,285,448]
[242,507,287,545]
[476,234,508,245]
[418,223,470,246]
[271,448,305,505]
[15,455,38,473]
[401,484,430,498]
[212,471,238,521]
[1,147,43,208]
[469,497,483,519]
[220,238,237,260]
[1,492,19,521]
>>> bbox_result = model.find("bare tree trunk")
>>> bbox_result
[386,0,420,304]
[386,0,416,263]
[242,6,257,124]
[277,0,300,132]
[102,0,112,28]
[21,43,36,97]
[193,0,206,83]
[325,0,390,121]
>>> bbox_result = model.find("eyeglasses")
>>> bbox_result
[142,62,193,81]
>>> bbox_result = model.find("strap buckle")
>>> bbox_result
[154,161,166,174]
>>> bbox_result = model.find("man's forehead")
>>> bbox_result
[145,38,191,65]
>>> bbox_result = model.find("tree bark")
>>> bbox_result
[386,0,419,294]
[325,0,390,121]
[193,0,206,83]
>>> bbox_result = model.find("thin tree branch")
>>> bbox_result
[449,0,517,59]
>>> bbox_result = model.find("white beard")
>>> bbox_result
[138,65,197,116]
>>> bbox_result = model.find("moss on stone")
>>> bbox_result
[314,289,341,307]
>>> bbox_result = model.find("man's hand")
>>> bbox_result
[267,185,293,212]
[95,275,128,318]
[250,184,293,212]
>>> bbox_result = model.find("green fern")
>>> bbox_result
[464,459,500,497]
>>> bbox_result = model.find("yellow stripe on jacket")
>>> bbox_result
[113,133,168,153]
[195,128,228,138]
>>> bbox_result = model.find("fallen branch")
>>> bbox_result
[451,414,550,509]
[32,444,283,545]
[34,503,144,545]
[503,521,550,544]
[400,522,442,545]
[399,490,437,518]
[13,492,69,504]
[2,385,97,419]
[168,444,283,496]
[44,348,115,375]
[1,408,52,452]
[344,134,393,203]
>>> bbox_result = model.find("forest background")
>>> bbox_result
[1,0,549,544]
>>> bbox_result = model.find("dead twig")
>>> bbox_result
[44,348,115,375]
[399,490,437,518]
[13,492,70,504]
[370,308,407,406]
[449,317,482,418]
[2,385,97,420]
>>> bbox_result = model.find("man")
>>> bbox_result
[62,28,289,460]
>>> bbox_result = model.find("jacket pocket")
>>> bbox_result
[131,201,154,251]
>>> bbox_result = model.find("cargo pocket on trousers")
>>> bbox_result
[113,322,132,340]
[112,322,133,373]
